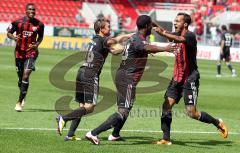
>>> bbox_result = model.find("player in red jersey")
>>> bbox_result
[7,3,44,111]
[152,12,228,145]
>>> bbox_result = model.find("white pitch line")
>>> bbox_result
[1,127,240,135]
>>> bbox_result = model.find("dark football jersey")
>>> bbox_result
[7,16,44,59]
[173,31,198,83]
[118,32,149,84]
[82,35,110,78]
[221,31,232,48]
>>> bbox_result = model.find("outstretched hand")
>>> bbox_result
[165,43,176,53]
[153,27,165,35]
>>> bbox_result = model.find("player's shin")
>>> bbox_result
[62,107,86,121]
[18,81,29,102]
[198,111,219,127]
[91,112,123,136]
[217,64,221,75]
[161,111,172,141]
[67,118,81,137]
[112,117,127,137]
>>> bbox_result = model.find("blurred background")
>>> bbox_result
[0,0,240,61]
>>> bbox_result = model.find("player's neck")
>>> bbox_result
[180,28,189,36]
[98,33,105,37]
[138,30,147,38]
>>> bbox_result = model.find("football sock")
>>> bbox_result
[112,116,128,137]
[67,118,81,137]
[217,64,221,75]
[18,80,22,89]
[91,112,123,136]
[227,64,233,72]
[62,107,86,121]
[161,111,172,141]
[18,81,29,102]
[198,112,220,127]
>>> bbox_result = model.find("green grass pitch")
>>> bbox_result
[0,46,240,153]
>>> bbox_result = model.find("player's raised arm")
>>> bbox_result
[154,27,185,43]
[107,33,133,55]
[144,43,175,53]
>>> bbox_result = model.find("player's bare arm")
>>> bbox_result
[220,40,224,54]
[108,33,133,55]
[144,43,175,53]
[7,33,21,42]
[153,27,185,43]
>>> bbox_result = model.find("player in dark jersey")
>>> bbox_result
[56,18,133,141]
[7,3,44,112]
[216,25,236,77]
[85,15,175,145]
[152,12,228,145]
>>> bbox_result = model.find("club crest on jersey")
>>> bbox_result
[32,26,38,32]
[22,31,33,37]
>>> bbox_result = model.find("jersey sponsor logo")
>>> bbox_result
[32,26,38,32]
[22,31,33,37]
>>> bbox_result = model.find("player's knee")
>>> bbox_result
[162,98,174,110]
[84,104,95,114]
[186,108,198,119]
[118,107,130,119]
[22,75,29,81]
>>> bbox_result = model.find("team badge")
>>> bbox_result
[32,26,38,32]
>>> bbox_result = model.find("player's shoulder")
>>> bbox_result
[33,18,44,26]
[11,16,25,24]
[185,31,195,37]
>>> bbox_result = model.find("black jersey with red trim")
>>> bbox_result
[82,35,110,79]
[7,16,44,59]
[118,32,148,85]
[173,31,198,83]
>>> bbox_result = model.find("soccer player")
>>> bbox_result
[152,12,228,145]
[216,25,236,77]
[56,18,133,141]
[7,3,44,112]
[85,15,175,145]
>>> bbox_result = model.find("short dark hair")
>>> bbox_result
[221,25,227,31]
[94,18,110,34]
[136,15,152,30]
[177,12,191,26]
[26,3,35,10]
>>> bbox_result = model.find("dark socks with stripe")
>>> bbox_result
[91,112,123,136]
[198,112,219,127]
[18,81,29,102]
[63,107,86,121]
[161,111,172,141]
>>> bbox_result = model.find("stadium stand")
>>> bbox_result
[0,0,239,31]
[0,0,89,28]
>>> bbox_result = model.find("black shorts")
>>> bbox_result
[15,58,36,73]
[115,69,136,109]
[165,70,200,105]
[75,68,99,105]
[220,47,230,62]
